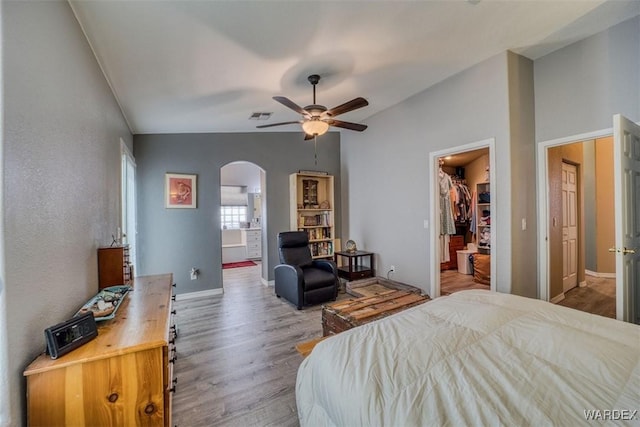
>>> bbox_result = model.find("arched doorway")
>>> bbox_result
[220,161,266,290]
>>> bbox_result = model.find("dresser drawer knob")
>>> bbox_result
[144,403,156,415]
[108,393,119,403]
[171,309,176,315]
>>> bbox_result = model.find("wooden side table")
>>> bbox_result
[334,250,375,281]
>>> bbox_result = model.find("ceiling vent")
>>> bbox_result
[249,112,272,120]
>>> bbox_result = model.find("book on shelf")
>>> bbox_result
[310,241,333,257]
[300,212,331,227]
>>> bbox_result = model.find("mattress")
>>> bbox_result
[296,290,640,426]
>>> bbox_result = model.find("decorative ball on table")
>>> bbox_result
[345,240,357,253]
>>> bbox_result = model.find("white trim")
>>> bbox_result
[175,288,223,301]
[120,139,136,166]
[536,127,612,302]
[585,269,616,279]
[263,278,274,287]
[429,138,496,299]
[550,293,565,304]
[579,281,587,288]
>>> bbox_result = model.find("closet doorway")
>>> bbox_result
[429,138,496,299]
[438,148,490,295]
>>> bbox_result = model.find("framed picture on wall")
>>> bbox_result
[165,173,197,208]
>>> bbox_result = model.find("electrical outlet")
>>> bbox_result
[390,265,396,272]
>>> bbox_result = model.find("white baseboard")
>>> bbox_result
[585,270,616,279]
[175,288,223,301]
[263,278,274,287]
[550,293,565,304]
[579,281,587,288]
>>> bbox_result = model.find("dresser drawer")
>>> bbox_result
[245,232,260,241]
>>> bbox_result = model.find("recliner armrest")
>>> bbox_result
[311,259,338,275]
[274,263,305,309]
[274,263,304,282]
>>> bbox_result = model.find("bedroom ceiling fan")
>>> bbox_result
[257,74,369,139]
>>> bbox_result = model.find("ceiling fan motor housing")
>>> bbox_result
[304,105,327,116]
[308,74,321,85]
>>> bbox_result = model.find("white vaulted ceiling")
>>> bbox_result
[69,0,640,135]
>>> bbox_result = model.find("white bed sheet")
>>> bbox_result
[297,290,640,426]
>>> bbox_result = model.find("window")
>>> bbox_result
[221,206,247,229]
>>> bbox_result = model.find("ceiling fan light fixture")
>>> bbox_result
[302,119,329,136]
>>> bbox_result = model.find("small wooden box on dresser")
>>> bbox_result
[97,245,132,289]
[23,274,177,427]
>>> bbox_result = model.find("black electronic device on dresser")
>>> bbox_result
[44,311,98,359]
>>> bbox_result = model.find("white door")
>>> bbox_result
[613,114,640,324]
[562,162,578,292]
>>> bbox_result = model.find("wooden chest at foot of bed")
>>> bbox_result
[322,290,430,336]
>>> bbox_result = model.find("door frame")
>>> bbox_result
[120,139,137,272]
[428,137,497,299]
[536,127,612,302]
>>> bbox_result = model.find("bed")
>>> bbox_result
[296,290,640,426]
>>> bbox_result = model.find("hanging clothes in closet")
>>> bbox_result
[449,176,472,224]
[439,166,456,263]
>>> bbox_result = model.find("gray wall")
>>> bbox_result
[506,52,537,298]
[341,52,527,295]
[2,1,132,425]
[134,132,341,294]
[535,15,640,141]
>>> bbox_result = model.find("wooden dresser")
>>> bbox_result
[97,245,132,289]
[24,274,176,427]
[440,235,464,271]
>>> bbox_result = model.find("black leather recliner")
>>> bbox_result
[274,231,339,310]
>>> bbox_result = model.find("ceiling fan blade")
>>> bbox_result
[326,119,367,132]
[273,96,310,117]
[325,97,369,117]
[304,133,314,141]
[256,121,301,129]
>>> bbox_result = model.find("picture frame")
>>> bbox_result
[165,173,197,208]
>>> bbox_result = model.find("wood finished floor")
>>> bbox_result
[441,269,616,318]
[558,275,616,319]
[440,269,489,295]
[172,263,334,426]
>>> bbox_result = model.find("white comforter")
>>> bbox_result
[297,290,640,426]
